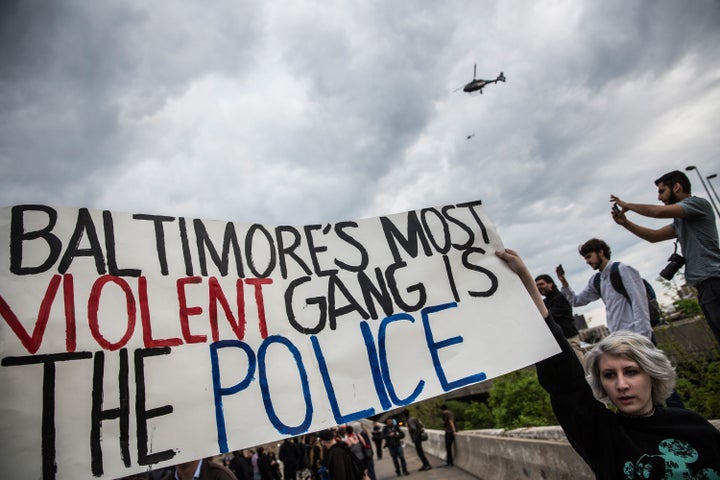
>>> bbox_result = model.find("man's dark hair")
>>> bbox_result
[655,170,691,194]
[579,238,611,260]
[534,274,557,291]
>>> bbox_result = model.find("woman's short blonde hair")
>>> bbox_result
[584,330,676,405]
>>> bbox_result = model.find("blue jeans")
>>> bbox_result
[387,445,407,474]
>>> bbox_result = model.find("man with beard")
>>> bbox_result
[535,274,584,364]
[557,238,653,340]
[611,169,720,345]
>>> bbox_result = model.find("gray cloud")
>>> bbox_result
[2,0,719,315]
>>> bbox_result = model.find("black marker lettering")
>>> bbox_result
[245,224,276,278]
[357,268,393,319]
[275,225,312,280]
[58,208,106,275]
[420,208,451,254]
[194,220,244,277]
[334,222,368,272]
[1,352,93,480]
[327,275,369,330]
[135,347,175,465]
[178,217,194,276]
[304,224,338,277]
[104,211,141,277]
[132,214,175,276]
[91,349,130,476]
[462,247,498,297]
[10,205,62,275]
[456,201,489,245]
[385,262,426,312]
[380,212,433,263]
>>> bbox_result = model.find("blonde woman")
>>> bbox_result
[496,248,720,479]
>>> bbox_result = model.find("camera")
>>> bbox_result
[660,253,686,280]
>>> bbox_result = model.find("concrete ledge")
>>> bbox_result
[420,427,593,479]
[366,416,720,479]
[416,421,720,480]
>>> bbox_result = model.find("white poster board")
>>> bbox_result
[0,201,560,479]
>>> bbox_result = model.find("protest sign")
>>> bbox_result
[0,201,560,479]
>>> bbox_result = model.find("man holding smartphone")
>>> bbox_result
[610,169,720,345]
[534,272,584,364]
[556,238,653,340]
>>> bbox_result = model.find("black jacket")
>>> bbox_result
[536,314,720,479]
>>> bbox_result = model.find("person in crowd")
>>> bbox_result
[371,425,383,459]
[280,438,304,480]
[230,450,253,480]
[496,247,720,479]
[535,273,584,364]
[440,405,456,467]
[381,418,409,476]
[121,457,237,480]
[558,238,685,408]
[557,238,653,340]
[252,447,274,480]
[345,424,376,480]
[267,448,281,480]
[305,434,324,480]
[611,169,720,345]
[405,411,431,471]
[318,429,364,480]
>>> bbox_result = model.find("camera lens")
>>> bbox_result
[659,253,685,280]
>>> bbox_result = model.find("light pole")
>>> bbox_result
[685,166,720,218]
[706,174,720,207]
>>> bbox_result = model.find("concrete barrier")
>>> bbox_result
[419,427,593,479]
[412,420,720,480]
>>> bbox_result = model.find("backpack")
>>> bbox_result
[593,262,661,327]
[329,443,364,480]
[347,447,366,480]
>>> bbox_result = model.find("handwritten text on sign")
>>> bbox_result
[0,202,559,479]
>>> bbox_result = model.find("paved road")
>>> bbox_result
[372,443,476,480]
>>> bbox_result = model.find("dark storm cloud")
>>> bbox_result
[575,1,720,89]
[276,5,456,167]
[0,0,260,206]
[0,0,718,315]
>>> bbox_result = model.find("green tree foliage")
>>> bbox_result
[486,369,557,429]
[656,322,720,418]
[406,399,482,431]
[676,356,720,418]
[462,400,495,430]
[407,369,557,431]
[673,297,702,318]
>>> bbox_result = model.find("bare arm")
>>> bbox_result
[615,216,677,243]
[610,195,685,219]
[495,248,549,318]
[610,196,678,243]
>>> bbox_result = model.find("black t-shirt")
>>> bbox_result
[536,314,720,479]
[543,289,579,338]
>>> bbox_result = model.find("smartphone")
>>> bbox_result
[612,204,621,214]
[556,264,565,276]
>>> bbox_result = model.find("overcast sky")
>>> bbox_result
[2,0,719,324]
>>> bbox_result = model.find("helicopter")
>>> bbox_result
[455,64,506,95]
